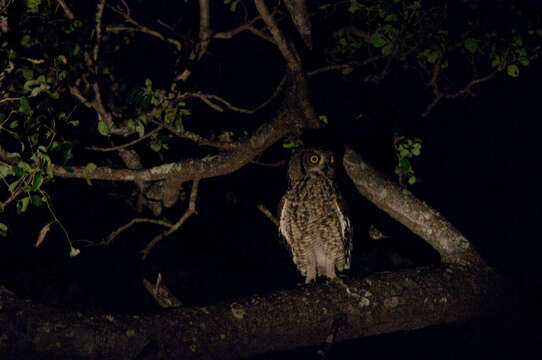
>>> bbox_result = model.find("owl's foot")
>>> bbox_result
[326,277,360,298]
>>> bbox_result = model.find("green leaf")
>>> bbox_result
[519,57,530,66]
[175,119,184,132]
[135,122,145,137]
[145,78,152,88]
[31,172,43,191]
[0,223,7,237]
[21,35,35,48]
[341,66,353,75]
[382,44,393,56]
[72,43,80,56]
[85,163,97,173]
[319,115,329,125]
[19,97,32,116]
[464,38,479,54]
[408,176,417,185]
[18,67,34,80]
[507,64,520,77]
[98,121,110,136]
[50,141,61,152]
[399,158,412,174]
[369,33,386,48]
[70,247,81,257]
[150,141,161,152]
[16,197,30,214]
[0,165,12,178]
[8,179,21,192]
[32,194,43,206]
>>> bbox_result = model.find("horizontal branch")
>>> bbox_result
[0,266,505,358]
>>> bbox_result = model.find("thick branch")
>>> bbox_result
[283,0,312,48]
[343,147,486,268]
[0,266,504,359]
[254,0,302,73]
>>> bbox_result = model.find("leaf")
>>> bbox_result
[50,141,61,152]
[342,67,353,75]
[32,194,43,206]
[381,44,393,56]
[0,223,7,237]
[19,97,32,116]
[135,122,145,137]
[85,163,97,173]
[319,115,329,125]
[399,158,412,174]
[369,33,386,48]
[8,179,21,192]
[0,165,12,178]
[507,64,519,77]
[31,172,43,191]
[519,57,530,66]
[70,247,81,257]
[464,38,479,54]
[35,223,50,248]
[16,197,30,214]
[150,141,161,152]
[98,121,110,136]
[145,78,152,88]
[408,176,417,185]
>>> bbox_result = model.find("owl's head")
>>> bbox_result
[288,147,336,181]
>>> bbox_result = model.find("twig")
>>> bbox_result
[93,0,106,62]
[0,187,23,211]
[307,57,384,77]
[422,71,496,117]
[214,16,274,44]
[85,125,163,152]
[141,178,200,259]
[250,159,286,167]
[179,74,286,114]
[257,204,279,227]
[149,118,240,150]
[107,3,182,52]
[56,0,75,20]
[102,217,173,246]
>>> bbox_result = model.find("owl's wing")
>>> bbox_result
[277,195,296,258]
[334,191,353,268]
[277,195,290,246]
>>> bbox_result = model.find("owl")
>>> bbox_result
[278,147,353,283]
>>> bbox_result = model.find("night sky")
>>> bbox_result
[1,1,541,359]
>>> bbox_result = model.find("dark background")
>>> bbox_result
[1,1,541,359]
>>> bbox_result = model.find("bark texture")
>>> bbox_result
[343,147,487,269]
[0,266,504,359]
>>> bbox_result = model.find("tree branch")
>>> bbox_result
[107,2,182,52]
[101,217,172,246]
[0,266,505,358]
[85,126,163,152]
[141,178,200,259]
[55,0,75,20]
[254,0,302,73]
[343,147,486,268]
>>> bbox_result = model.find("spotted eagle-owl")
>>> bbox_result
[278,147,353,283]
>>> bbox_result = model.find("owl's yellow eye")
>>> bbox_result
[309,154,319,164]
[330,156,334,164]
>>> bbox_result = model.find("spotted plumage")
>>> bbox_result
[278,147,353,283]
